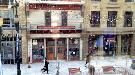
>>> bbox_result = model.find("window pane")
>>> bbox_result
[125,0,134,2]
[91,0,101,1]
[124,11,133,27]
[90,11,100,27]
[61,11,67,26]
[107,11,117,27]
[110,0,117,2]
[45,12,51,26]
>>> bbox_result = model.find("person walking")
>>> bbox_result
[85,53,92,67]
[41,57,49,74]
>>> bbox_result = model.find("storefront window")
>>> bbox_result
[32,39,44,63]
[121,34,132,55]
[68,38,80,60]
[103,35,116,56]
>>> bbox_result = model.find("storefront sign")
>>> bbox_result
[37,26,75,29]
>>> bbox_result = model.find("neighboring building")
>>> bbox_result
[83,0,135,57]
[24,0,84,63]
[0,0,22,64]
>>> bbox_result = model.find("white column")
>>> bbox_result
[28,39,32,63]
[44,38,46,57]
[67,38,69,60]
[55,39,57,59]
[80,38,82,60]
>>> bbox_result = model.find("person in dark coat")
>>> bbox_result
[85,53,92,67]
[41,57,49,74]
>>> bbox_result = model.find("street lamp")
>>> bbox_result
[14,0,21,75]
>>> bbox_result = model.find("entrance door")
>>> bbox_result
[57,46,66,60]
[46,46,55,60]
[32,39,44,63]
[103,37,116,56]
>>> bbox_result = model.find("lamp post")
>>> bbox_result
[14,0,21,75]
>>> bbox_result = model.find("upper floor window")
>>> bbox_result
[124,11,133,27]
[107,11,117,27]
[61,11,67,26]
[0,0,8,5]
[90,11,100,27]
[125,0,134,2]
[110,0,117,2]
[91,0,101,1]
[45,12,51,26]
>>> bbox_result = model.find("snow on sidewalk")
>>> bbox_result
[1,56,135,75]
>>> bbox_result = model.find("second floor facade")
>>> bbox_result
[83,0,135,33]
[27,3,83,30]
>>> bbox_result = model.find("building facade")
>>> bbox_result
[1,0,135,64]
[83,0,135,58]
[0,0,22,64]
[25,0,84,63]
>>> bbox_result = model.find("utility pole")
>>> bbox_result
[14,0,21,75]
[0,27,2,55]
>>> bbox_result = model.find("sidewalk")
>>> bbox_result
[1,56,135,75]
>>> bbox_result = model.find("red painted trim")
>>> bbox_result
[37,26,75,29]
[29,3,82,10]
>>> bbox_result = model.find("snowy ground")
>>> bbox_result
[1,55,135,75]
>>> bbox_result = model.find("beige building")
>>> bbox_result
[82,0,135,58]
[1,0,135,64]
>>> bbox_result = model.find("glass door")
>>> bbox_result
[32,39,44,63]
[57,38,67,60]
[46,46,55,60]
[46,38,55,60]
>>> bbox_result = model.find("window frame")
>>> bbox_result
[90,11,100,27]
[61,11,68,26]
[45,12,51,26]
[107,11,117,27]
[125,0,134,2]
[124,11,133,27]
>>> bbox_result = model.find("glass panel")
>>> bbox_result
[57,38,67,60]
[68,38,80,60]
[124,11,133,27]
[110,0,117,2]
[90,11,100,27]
[61,11,67,26]
[107,11,117,27]
[32,39,44,63]
[125,0,134,2]
[45,12,51,26]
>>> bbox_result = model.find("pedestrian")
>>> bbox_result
[85,53,92,67]
[41,57,49,74]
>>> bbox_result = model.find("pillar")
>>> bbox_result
[67,38,69,60]
[55,38,57,59]
[80,38,83,60]
[117,35,121,55]
[44,38,46,57]
[82,33,89,60]
[28,39,32,63]
[22,30,28,64]
[97,35,104,56]
[131,34,135,57]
